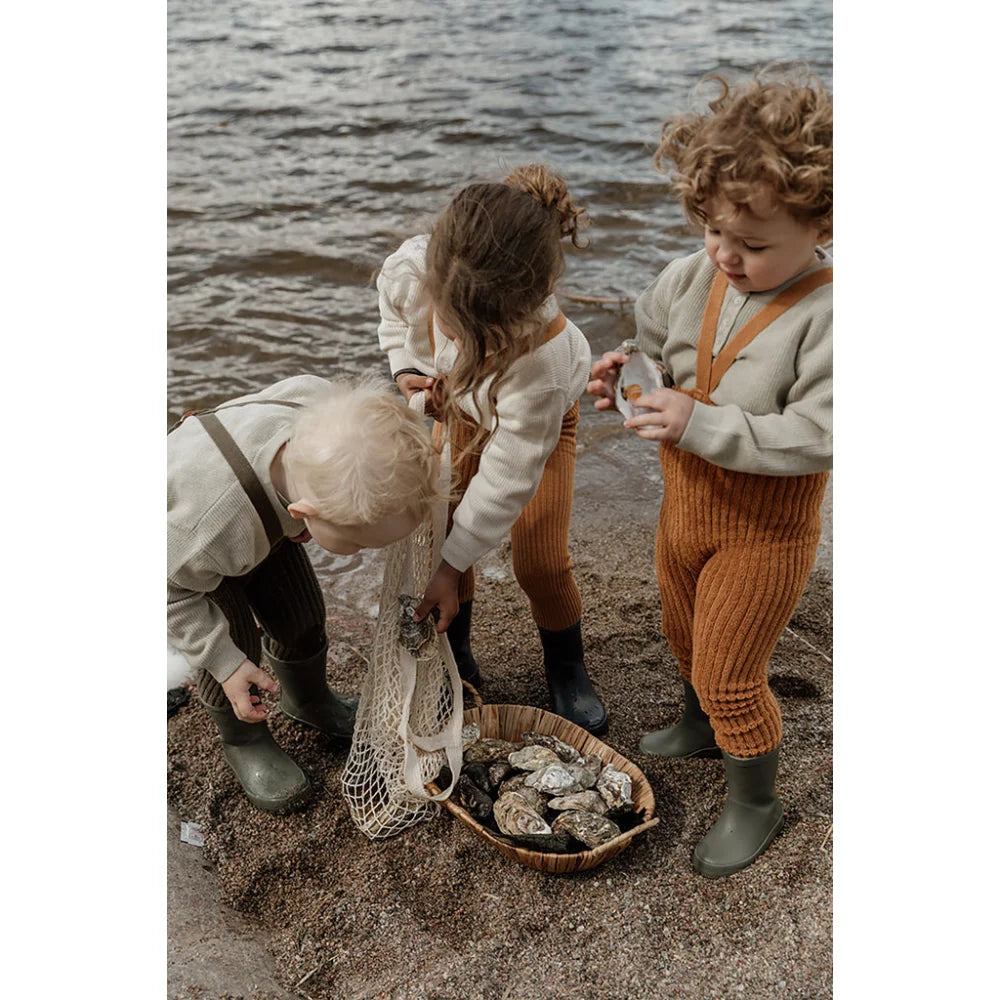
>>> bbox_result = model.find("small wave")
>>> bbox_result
[197,250,370,283]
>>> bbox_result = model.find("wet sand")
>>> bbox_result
[167,408,833,1000]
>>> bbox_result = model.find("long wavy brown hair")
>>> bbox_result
[425,163,589,453]
[654,71,832,238]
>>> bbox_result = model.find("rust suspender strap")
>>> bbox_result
[426,306,568,360]
[195,410,286,548]
[696,267,833,397]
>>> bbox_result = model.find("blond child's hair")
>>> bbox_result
[654,70,832,238]
[423,163,589,453]
[283,378,441,526]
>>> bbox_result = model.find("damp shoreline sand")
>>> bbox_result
[167,416,833,1000]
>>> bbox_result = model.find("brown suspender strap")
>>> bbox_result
[697,268,833,396]
[695,273,729,397]
[543,311,568,341]
[195,411,285,548]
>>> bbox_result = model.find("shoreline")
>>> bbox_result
[168,407,833,1000]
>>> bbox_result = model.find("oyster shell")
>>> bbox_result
[452,773,495,822]
[596,764,634,811]
[397,594,436,653]
[463,762,492,795]
[506,786,548,817]
[461,722,481,749]
[494,831,574,853]
[487,759,514,791]
[508,745,562,772]
[524,761,593,796]
[546,789,609,815]
[494,792,552,837]
[578,754,605,785]
[521,732,581,763]
[498,773,530,797]
[551,809,622,849]
[464,738,522,765]
[613,339,662,420]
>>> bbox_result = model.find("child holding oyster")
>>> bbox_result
[377,163,608,735]
[588,71,832,877]
[168,375,440,813]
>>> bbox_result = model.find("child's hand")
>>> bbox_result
[413,560,462,632]
[221,658,280,723]
[624,388,695,444]
[395,373,436,403]
[396,374,443,420]
[586,351,629,411]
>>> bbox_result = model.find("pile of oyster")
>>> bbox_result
[437,723,643,854]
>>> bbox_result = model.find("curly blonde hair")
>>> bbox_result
[284,378,443,526]
[654,72,832,237]
[424,163,589,452]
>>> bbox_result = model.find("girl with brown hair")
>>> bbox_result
[376,164,607,735]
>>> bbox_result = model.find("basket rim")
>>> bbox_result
[425,701,661,864]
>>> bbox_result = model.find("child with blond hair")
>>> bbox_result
[589,72,833,875]
[168,374,440,812]
[377,163,608,735]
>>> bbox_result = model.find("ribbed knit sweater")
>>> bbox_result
[635,247,832,475]
[167,375,332,683]
[376,235,592,572]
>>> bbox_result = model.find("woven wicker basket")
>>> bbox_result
[426,699,660,873]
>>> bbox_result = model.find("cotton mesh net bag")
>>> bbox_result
[341,393,464,839]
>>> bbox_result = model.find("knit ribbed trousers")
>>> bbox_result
[197,539,327,709]
[656,443,827,758]
[448,402,582,631]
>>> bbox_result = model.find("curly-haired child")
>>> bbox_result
[589,72,833,875]
[377,164,608,735]
[168,375,440,812]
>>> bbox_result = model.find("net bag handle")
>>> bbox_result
[398,390,465,801]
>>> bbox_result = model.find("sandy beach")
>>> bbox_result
[167,407,833,1000]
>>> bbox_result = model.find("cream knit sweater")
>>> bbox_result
[635,247,832,475]
[167,375,332,683]
[377,235,592,572]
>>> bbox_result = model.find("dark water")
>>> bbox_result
[167,0,832,420]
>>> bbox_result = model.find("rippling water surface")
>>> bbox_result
[168,0,832,420]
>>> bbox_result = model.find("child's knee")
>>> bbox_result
[512,558,571,599]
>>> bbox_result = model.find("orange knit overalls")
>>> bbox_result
[430,308,583,632]
[656,269,832,758]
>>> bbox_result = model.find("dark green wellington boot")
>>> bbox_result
[204,703,311,813]
[638,680,721,758]
[693,746,784,878]
[262,638,359,740]
[447,600,481,687]
[538,621,608,736]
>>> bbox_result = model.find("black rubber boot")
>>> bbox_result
[446,600,481,687]
[262,638,358,740]
[538,621,608,736]
[693,746,784,878]
[638,679,721,758]
[204,703,311,813]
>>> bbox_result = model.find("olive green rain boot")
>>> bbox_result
[204,702,311,813]
[693,746,784,878]
[638,679,721,758]
[262,638,358,740]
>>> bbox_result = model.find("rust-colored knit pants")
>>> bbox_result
[656,442,827,757]
[447,402,582,631]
